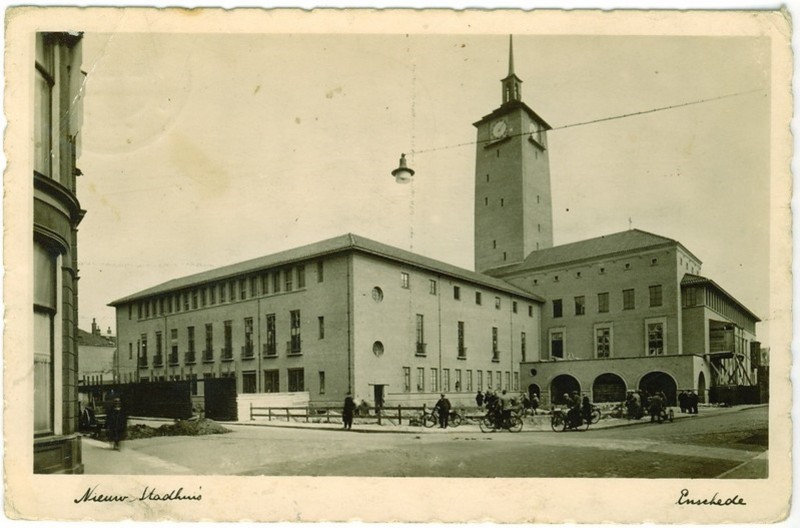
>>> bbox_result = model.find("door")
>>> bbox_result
[373,385,385,409]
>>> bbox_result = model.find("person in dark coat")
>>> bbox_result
[105,398,127,450]
[434,394,452,429]
[648,392,664,423]
[530,393,540,415]
[475,390,484,408]
[688,391,699,414]
[678,391,688,413]
[342,393,356,430]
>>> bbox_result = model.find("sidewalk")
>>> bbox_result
[81,436,195,474]
[224,404,766,435]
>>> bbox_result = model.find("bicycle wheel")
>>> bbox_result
[550,414,564,432]
[450,412,462,428]
[479,416,495,433]
[508,415,523,433]
[422,413,436,428]
[590,408,602,424]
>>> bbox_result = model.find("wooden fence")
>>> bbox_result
[249,404,486,425]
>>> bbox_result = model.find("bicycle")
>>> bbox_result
[422,408,463,428]
[479,409,523,433]
[550,408,591,432]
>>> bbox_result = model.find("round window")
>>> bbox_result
[530,368,538,376]
[373,341,385,357]
[371,287,384,302]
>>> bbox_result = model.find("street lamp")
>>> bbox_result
[391,153,415,184]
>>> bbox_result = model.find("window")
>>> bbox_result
[154,331,163,365]
[285,269,293,292]
[403,367,411,393]
[219,283,226,303]
[264,369,280,393]
[209,286,216,305]
[505,371,510,390]
[416,367,425,392]
[288,368,305,392]
[550,331,564,359]
[683,287,700,307]
[242,371,257,394]
[223,321,233,360]
[243,317,254,357]
[596,327,611,358]
[512,301,518,313]
[651,258,658,266]
[297,265,306,288]
[429,279,437,295]
[623,289,635,310]
[192,290,198,310]
[401,272,410,289]
[137,303,142,319]
[455,369,462,392]
[265,314,277,356]
[553,299,563,318]
[513,372,519,391]
[457,321,466,358]
[430,368,439,392]
[598,292,609,313]
[528,305,533,317]
[317,316,325,339]
[129,343,133,360]
[466,370,473,392]
[290,310,301,353]
[273,271,281,293]
[318,371,325,394]
[35,34,54,177]
[647,320,665,356]
[415,314,426,355]
[649,285,663,307]
[624,263,632,270]
[492,327,499,361]
[475,291,482,305]
[495,296,501,309]
[204,324,213,361]
[443,369,450,392]
[521,331,527,362]
[33,242,56,434]
[492,240,497,249]
[477,370,483,391]
[574,296,585,316]
[250,276,258,297]
[144,301,150,318]
[184,292,190,310]
[487,371,493,390]
[317,260,324,282]
[453,285,461,300]
[140,335,148,366]
[237,280,245,300]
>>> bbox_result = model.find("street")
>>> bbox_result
[83,405,767,478]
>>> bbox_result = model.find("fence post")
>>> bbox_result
[305,406,309,423]
[326,406,331,423]
[398,405,402,425]
[268,407,272,421]
[377,406,382,426]
[286,408,290,422]
[250,402,253,421]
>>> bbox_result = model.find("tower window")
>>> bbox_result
[538,224,541,232]
[492,240,496,249]
[537,195,540,204]
[496,149,500,158]
[503,252,507,261]
[486,174,490,182]
[500,198,504,207]
[484,197,488,206]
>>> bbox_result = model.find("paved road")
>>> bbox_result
[83,405,767,478]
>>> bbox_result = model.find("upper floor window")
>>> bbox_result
[453,285,461,300]
[598,292,609,313]
[429,279,437,295]
[285,269,293,292]
[495,296,501,309]
[401,272,410,289]
[623,289,635,310]
[317,260,324,282]
[552,299,563,318]
[649,285,663,307]
[574,296,585,316]
[34,34,55,177]
[297,265,306,288]
[475,291,482,305]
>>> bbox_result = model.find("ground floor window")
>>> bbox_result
[455,369,462,392]
[595,325,612,358]
[646,318,666,356]
[487,371,493,390]
[34,242,58,436]
[318,371,325,394]
[242,371,257,394]
[442,369,450,392]
[403,367,411,392]
[264,369,279,393]
[288,368,305,392]
[466,370,473,392]
[477,370,483,391]
[430,368,438,392]
[416,367,424,391]
[513,372,519,391]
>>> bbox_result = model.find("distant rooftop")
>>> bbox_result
[77,328,116,347]
[110,233,545,306]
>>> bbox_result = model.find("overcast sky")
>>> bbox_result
[77,32,771,343]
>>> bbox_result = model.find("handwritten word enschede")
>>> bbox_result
[676,488,746,506]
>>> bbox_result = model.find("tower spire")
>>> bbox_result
[501,35,522,104]
[508,34,515,76]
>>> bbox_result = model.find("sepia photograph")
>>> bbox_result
[5,6,793,524]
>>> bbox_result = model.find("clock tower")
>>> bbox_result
[473,36,554,274]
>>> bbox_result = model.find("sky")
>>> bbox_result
[76,32,772,343]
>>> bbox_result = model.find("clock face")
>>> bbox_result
[491,120,508,139]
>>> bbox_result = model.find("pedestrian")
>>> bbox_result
[678,391,688,413]
[648,392,664,423]
[105,397,127,451]
[434,393,452,429]
[475,390,484,408]
[530,393,540,415]
[688,391,699,414]
[342,392,356,430]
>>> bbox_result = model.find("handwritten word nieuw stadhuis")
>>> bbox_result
[74,486,202,504]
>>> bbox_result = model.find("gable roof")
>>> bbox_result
[680,273,760,322]
[109,234,544,306]
[77,328,116,347]
[487,229,701,276]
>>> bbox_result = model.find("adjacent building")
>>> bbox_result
[77,319,117,387]
[110,235,543,407]
[33,32,85,473]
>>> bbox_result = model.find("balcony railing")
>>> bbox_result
[492,350,501,362]
[286,339,302,355]
[185,351,196,365]
[153,355,164,367]
[415,342,427,356]
[458,346,468,359]
[241,344,255,359]
[168,352,180,366]
[221,347,234,362]
[262,342,277,358]
[138,356,148,368]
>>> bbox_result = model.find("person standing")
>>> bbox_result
[105,398,127,451]
[530,393,540,415]
[688,390,699,414]
[342,392,356,430]
[475,390,484,408]
[678,391,688,413]
[434,394,452,429]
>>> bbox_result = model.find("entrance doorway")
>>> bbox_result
[639,371,678,406]
[550,375,580,405]
[373,384,385,409]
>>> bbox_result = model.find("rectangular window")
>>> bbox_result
[455,369,462,392]
[403,367,411,393]
[240,279,247,300]
[229,280,236,302]
[574,296,585,316]
[649,285,663,307]
[209,286,216,305]
[187,326,195,355]
[401,272,410,289]
[145,301,150,318]
[596,327,611,358]
[170,329,179,364]
[443,369,450,392]
[504,371,510,390]
[453,285,461,300]
[318,371,325,394]
[290,310,301,353]
[33,243,56,434]
[553,299,563,318]
[317,260,324,282]
[243,317,254,357]
[492,327,499,361]
[551,331,564,359]
[285,269,293,292]
[137,303,142,319]
[521,331,527,362]
[140,334,148,366]
[513,372,519,391]
[273,271,281,293]
[250,276,258,297]
[129,343,133,360]
[297,265,306,288]
[457,321,466,358]
[318,316,325,339]
[430,368,439,392]
[495,296,501,309]
[192,290,198,310]
[261,274,270,295]
[477,370,483,391]
[475,291,482,305]
[466,370,473,392]
[154,331,163,365]
[528,305,533,317]
[202,324,212,362]
[219,283,226,303]
[264,369,280,393]
[265,314,277,356]
[416,367,425,392]
[512,301,518,313]
[623,289,635,310]
[34,34,54,176]
[429,279,437,295]
[647,322,665,356]
[598,292,609,313]
[223,320,233,359]
[288,368,305,392]
[415,314,426,355]
[242,371,257,394]
[487,371,493,390]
